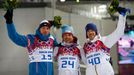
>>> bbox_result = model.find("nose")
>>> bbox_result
[88,31,93,34]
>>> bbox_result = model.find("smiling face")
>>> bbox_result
[40,26,50,35]
[62,33,74,43]
[87,29,96,40]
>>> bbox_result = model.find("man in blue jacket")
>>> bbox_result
[4,9,61,75]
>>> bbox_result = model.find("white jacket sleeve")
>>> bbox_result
[100,15,126,48]
[77,45,87,65]
[54,47,59,57]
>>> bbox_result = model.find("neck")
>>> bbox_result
[61,41,75,46]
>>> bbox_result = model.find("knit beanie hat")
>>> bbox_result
[38,20,52,30]
[61,24,74,35]
[85,23,98,34]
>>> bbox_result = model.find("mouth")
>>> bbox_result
[89,34,94,37]
[88,34,95,39]
[42,32,49,35]
[64,38,72,43]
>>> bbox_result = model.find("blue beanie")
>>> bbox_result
[61,24,74,35]
[61,24,78,43]
[85,23,98,34]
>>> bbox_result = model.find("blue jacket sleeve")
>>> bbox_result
[6,23,28,47]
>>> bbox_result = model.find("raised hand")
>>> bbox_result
[4,9,13,24]
[118,7,131,16]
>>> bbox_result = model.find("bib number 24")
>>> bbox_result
[62,61,74,68]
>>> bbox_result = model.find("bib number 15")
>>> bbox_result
[42,54,52,60]
[88,57,100,65]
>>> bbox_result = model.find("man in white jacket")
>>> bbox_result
[83,7,130,75]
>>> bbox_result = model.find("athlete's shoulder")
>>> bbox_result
[49,34,55,40]
[27,34,36,39]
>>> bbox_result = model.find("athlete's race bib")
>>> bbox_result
[29,49,53,62]
[86,51,110,66]
[58,55,79,70]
